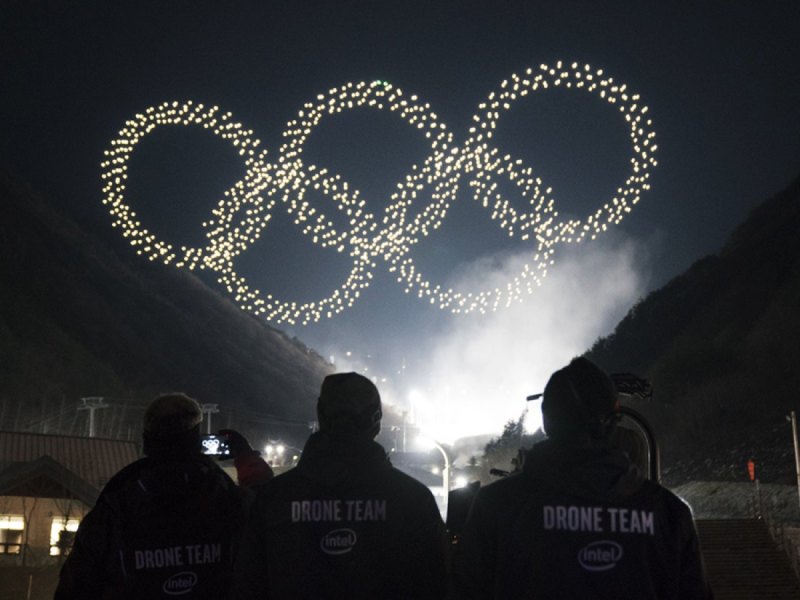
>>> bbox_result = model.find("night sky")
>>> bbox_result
[3,1,799,440]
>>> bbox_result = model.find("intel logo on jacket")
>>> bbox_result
[320,528,358,555]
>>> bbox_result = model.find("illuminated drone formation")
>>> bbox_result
[101,61,657,325]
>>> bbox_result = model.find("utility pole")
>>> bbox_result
[400,357,407,453]
[401,412,407,453]
[78,397,108,438]
[790,411,800,509]
[200,404,220,434]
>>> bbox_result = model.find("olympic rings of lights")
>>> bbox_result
[101,61,658,324]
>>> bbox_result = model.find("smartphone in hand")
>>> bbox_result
[200,434,232,459]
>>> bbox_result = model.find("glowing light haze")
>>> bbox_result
[397,236,647,443]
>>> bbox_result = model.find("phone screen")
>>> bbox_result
[200,434,231,458]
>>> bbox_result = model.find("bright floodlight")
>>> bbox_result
[414,435,436,452]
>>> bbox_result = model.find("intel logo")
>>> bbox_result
[162,571,198,595]
[320,528,357,555]
[578,541,623,572]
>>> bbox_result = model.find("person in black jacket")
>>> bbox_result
[453,357,712,599]
[232,372,448,600]
[55,393,271,599]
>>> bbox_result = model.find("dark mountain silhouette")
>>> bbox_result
[0,174,332,446]
[586,174,800,484]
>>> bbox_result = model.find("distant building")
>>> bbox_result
[0,431,138,566]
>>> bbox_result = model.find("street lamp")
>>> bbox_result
[417,436,450,515]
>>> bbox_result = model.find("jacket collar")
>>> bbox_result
[295,432,390,486]
[522,437,645,502]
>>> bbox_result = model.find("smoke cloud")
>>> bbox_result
[406,235,649,443]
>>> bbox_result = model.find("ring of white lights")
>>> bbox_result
[101,61,657,324]
[385,61,658,313]
[218,165,379,324]
[100,100,278,271]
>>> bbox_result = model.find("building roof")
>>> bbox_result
[0,431,139,491]
[0,455,101,506]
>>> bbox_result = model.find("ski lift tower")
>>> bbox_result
[79,396,108,438]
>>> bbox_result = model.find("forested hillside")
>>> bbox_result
[0,175,332,446]
[587,175,800,484]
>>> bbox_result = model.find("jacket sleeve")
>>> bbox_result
[400,490,448,600]
[451,489,497,600]
[679,516,715,600]
[231,491,272,600]
[54,503,116,600]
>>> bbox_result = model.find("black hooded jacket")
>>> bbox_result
[232,431,448,600]
[55,454,246,600]
[453,438,712,599]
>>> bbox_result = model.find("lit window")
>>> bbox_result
[0,515,24,555]
[50,517,80,556]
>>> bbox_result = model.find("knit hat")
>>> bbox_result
[542,357,619,440]
[142,393,203,456]
[317,372,382,438]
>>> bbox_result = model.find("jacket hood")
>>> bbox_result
[522,438,645,502]
[295,431,390,487]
